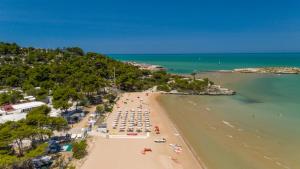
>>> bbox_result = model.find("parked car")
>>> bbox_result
[46,140,61,154]
[49,134,71,144]
[31,156,52,169]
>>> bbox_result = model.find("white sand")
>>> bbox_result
[80,92,203,169]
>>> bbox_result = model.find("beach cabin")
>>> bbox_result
[97,123,108,133]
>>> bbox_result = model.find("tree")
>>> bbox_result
[0,42,20,55]
[10,121,36,156]
[52,87,78,112]
[0,154,18,169]
[0,122,14,155]
[26,106,68,135]
[65,47,84,56]
[35,88,48,101]
[191,72,196,81]
[24,106,67,149]
[53,99,70,112]
[0,93,10,105]
[157,84,171,92]
[72,140,87,159]
[0,41,215,101]
[25,143,48,158]
[96,105,105,116]
[47,117,68,131]
[5,75,19,87]
[0,90,23,106]
[0,105,68,161]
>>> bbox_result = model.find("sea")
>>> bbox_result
[109,53,300,169]
[109,53,300,74]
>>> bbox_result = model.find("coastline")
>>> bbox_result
[153,94,208,169]
[80,92,203,169]
[79,72,300,169]
[154,73,300,169]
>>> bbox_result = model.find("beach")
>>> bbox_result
[80,92,203,169]
[157,72,300,169]
[79,72,300,169]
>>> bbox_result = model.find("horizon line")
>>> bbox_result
[106,52,300,55]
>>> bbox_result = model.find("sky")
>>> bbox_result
[0,0,300,54]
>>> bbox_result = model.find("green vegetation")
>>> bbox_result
[26,87,49,101]
[0,42,213,107]
[0,155,19,169]
[0,90,23,105]
[25,143,48,158]
[168,77,212,93]
[68,165,76,169]
[0,106,68,168]
[72,140,87,159]
[96,104,105,115]
[0,42,150,93]
[157,84,171,92]
[0,42,216,168]
[52,86,79,111]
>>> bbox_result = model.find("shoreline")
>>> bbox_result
[153,73,300,169]
[80,92,203,169]
[153,94,208,169]
[122,59,300,75]
[232,67,300,74]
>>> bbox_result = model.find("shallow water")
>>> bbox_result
[158,73,300,169]
[110,53,300,169]
[109,53,300,74]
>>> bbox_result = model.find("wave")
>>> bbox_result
[222,120,235,128]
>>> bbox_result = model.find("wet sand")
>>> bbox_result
[157,72,300,169]
[80,92,203,169]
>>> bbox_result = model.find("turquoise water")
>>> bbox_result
[109,53,300,74]
[158,74,300,169]
[110,53,300,169]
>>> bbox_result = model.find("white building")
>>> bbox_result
[0,101,46,117]
[0,113,27,124]
[23,95,36,101]
[11,101,45,113]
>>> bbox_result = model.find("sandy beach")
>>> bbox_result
[80,92,203,169]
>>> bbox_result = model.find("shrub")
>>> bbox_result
[25,143,48,158]
[68,165,76,169]
[96,105,105,115]
[72,140,87,159]
[0,154,18,169]
[157,84,171,92]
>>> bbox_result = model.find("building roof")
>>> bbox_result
[0,113,27,123]
[24,96,35,99]
[11,101,45,110]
